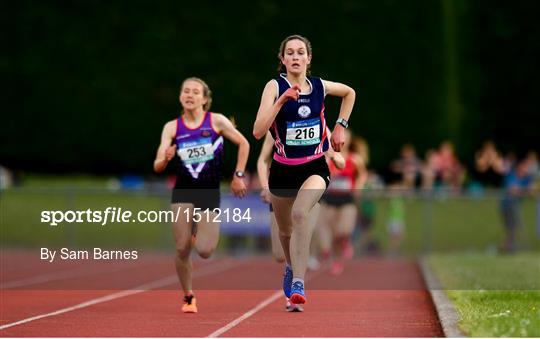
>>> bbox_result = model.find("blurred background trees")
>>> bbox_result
[2,0,539,174]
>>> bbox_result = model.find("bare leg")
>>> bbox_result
[172,203,194,294]
[334,204,357,260]
[193,210,220,259]
[271,195,295,265]
[316,203,335,260]
[270,212,286,262]
[289,175,326,280]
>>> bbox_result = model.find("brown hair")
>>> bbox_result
[180,77,213,111]
[277,35,313,75]
[350,136,369,165]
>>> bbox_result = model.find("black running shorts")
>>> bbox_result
[321,193,355,207]
[269,156,330,198]
[171,188,221,211]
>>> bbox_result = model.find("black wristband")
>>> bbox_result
[336,118,349,128]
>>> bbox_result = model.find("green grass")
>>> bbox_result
[1,189,173,250]
[367,194,539,254]
[0,187,261,253]
[20,173,117,189]
[428,253,540,337]
[2,187,539,253]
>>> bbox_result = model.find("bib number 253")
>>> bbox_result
[187,146,206,158]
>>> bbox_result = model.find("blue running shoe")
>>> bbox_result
[283,266,293,298]
[290,281,306,304]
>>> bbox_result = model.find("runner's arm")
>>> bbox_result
[212,113,250,174]
[323,80,355,123]
[253,80,301,139]
[257,132,274,189]
[324,127,345,169]
[323,80,355,152]
[153,120,176,173]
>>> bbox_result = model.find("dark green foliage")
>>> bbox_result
[2,1,538,174]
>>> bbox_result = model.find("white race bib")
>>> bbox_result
[177,138,214,164]
[286,118,320,146]
[328,176,351,191]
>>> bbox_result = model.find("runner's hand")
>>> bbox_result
[278,84,301,104]
[260,188,272,203]
[165,145,177,162]
[331,125,345,152]
[231,176,247,198]
[331,152,346,170]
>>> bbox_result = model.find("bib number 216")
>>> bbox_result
[295,127,315,140]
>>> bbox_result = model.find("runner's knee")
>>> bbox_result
[291,208,309,226]
[279,229,292,238]
[273,250,286,263]
[196,245,216,259]
[176,245,191,259]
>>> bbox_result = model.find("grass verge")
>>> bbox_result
[428,253,540,337]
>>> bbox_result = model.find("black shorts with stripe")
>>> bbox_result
[269,156,330,198]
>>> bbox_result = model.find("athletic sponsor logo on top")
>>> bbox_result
[298,105,311,118]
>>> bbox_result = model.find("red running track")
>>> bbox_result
[1,253,443,337]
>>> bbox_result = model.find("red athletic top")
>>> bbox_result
[327,154,358,192]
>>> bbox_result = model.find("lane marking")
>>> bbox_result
[207,291,282,338]
[2,257,217,289]
[207,262,330,337]
[0,259,241,331]
[2,263,150,289]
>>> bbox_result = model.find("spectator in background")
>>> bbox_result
[0,165,13,189]
[525,151,539,180]
[433,140,465,191]
[390,143,423,190]
[421,149,438,190]
[365,169,385,190]
[386,182,406,257]
[502,151,517,175]
[355,169,382,256]
[499,158,534,253]
[523,151,540,240]
[472,140,505,189]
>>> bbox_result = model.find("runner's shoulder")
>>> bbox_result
[163,119,177,135]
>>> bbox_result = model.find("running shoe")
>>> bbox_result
[307,256,321,271]
[285,298,304,312]
[289,281,306,304]
[283,265,293,298]
[182,294,198,313]
[320,250,331,262]
[330,261,344,275]
[343,239,354,259]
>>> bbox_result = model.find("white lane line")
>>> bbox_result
[0,259,241,331]
[2,256,218,289]
[2,262,151,289]
[207,262,330,337]
[207,291,283,338]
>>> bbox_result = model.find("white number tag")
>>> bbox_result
[177,138,214,164]
[286,118,320,146]
[328,176,351,190]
